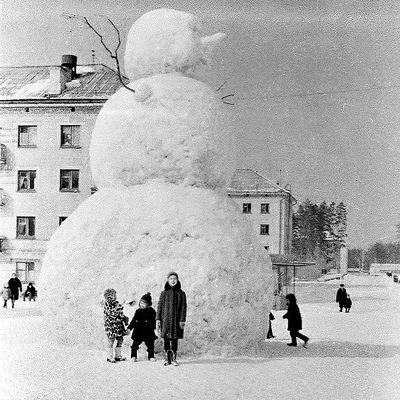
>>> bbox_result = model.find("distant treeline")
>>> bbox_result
[292,199,347,266]
[348,242,400,271]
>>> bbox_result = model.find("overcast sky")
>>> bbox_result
[1,0,400,248]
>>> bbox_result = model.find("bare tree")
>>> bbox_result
[62,13,135,94]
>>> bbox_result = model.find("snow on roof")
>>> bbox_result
[227,168,294,197]
[0,64,127,100]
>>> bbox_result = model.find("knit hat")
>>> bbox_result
[104,288,116,302]
[140,292,152,306]
[167,271,179,280]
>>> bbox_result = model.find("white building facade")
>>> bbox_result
[227,169,295,255]
[0,56,123,285]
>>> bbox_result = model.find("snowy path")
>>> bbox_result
[1,275,400,400]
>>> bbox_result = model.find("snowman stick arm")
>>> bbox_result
[81,16,135,94]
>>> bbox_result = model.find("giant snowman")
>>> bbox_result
[39,9,274,355]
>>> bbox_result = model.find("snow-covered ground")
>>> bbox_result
[1,274,400,400]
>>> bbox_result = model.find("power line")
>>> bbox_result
[235,83,400,101]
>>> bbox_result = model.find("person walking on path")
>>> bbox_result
[8,273,22,309]
[283,293,309,348]
[336,283,348,312]
[156,272,187,366]
[0,283,11,308]
[127,292,157,362]
[344,293,352,313]
[103,288,129,363]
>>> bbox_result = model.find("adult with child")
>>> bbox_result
[156,272,187,366]
[336,283,348,312]
[283,293,309,348]
[103,288,129,363]
[8,273,22,309]
[127,292,157,362]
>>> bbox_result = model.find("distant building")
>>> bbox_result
[227,168,295,254]
[0,55,124,284]
[370,263,400,275]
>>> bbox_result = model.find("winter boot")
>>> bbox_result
[115,346,126,362]
[171,351,178,366]
[164,350,172,366]
[106,346,115,363]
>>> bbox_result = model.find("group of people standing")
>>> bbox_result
[0,273,37,309]
[103,271,187,366]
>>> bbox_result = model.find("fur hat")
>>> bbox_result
[140,292,152,306]
[104,288,116,301]
[167,271,179,280]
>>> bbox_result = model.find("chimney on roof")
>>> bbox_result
[47,55,77,96]
[61,54,77,81]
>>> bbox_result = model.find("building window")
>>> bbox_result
[16,217,35,238]
[261,203,270,214]
[18,125,37,147]
[60,169,79,191]
[59,216,68,225]
[17,170,36,191]
[16,261,35,283]
[260,224,269,235]
[61,125,80,147]
[243,203,252,213]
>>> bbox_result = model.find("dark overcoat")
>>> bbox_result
[336,288,347,305]
[127,307,157,341]
[8,277,22,300]
[156,281,187,339]
[283,303,302,332]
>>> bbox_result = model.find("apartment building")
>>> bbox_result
[0,55,124,284]
[227,168,295,255]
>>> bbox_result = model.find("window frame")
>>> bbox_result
[59,169,80,192]
[17,170,36,191]
[242,203,252,214]
[16,261,35,283]
[60,125,81,148]
[260,203,270,214]
[16,216,36,239]
[260,224,270,235]
[18,125,37,147]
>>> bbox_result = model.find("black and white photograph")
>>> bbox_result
[1,1,400,399]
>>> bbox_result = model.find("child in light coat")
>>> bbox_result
[103,288,129,363]
[0,283,11,308]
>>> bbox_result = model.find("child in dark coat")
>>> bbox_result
[103,288,129,363]
[344,294,352,313]
[127,292,157,361]
[156,272,187,366]
[283,293,309,348]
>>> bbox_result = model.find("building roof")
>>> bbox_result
[227,168,295,198]
[0,64,127,101]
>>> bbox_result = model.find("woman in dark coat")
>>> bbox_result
[156,271,187,366]
[8,273,22,308]
[283,293,309,348]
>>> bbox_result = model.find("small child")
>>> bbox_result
[0,283,11,308]
[344,294,352,313]
[103,288,129,363]
[127,292,157,361]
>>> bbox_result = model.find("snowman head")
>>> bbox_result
[124,8,225,81]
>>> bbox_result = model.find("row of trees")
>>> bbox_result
[292,200,347,268]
